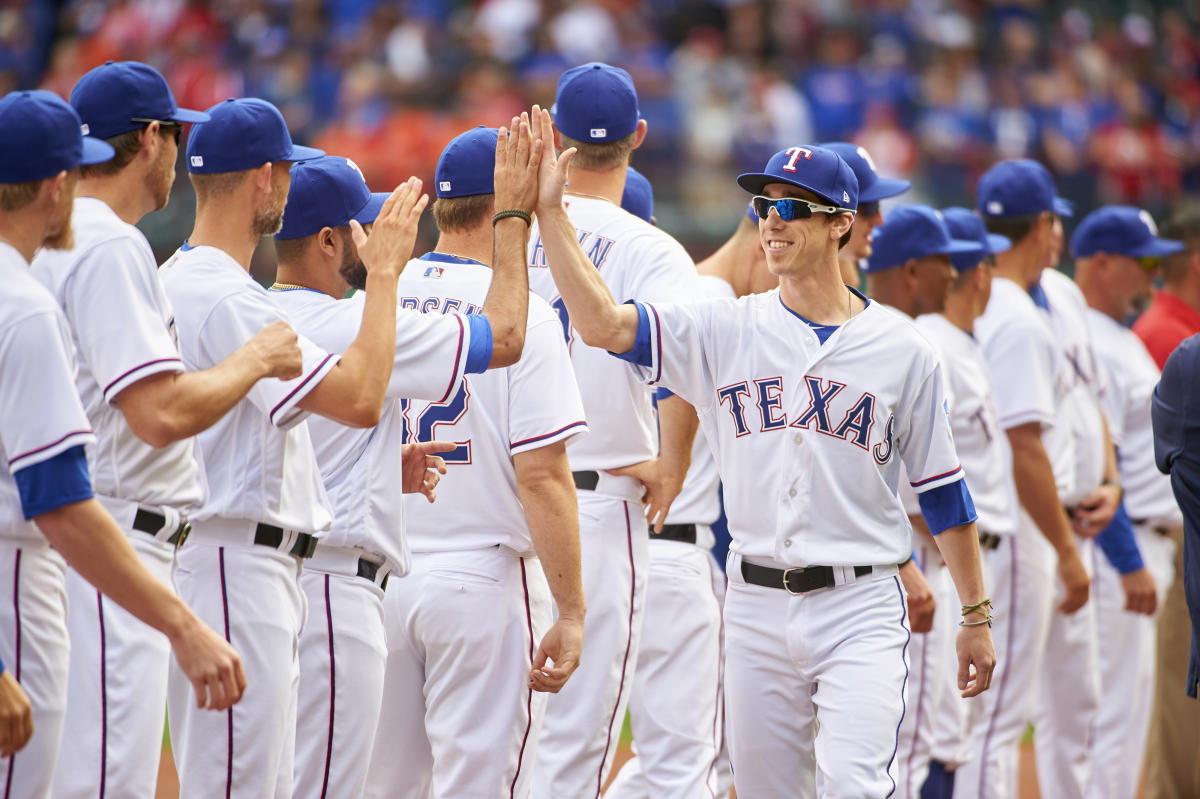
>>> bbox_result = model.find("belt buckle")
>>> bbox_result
[170,521,191,548]
[781,567,804,595]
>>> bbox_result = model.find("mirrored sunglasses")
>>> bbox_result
[751,195,843,222]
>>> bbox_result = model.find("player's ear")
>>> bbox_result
[318,226,338,257]
[630,119,648,152]
[41,170,70,206]
[253,162,274,194]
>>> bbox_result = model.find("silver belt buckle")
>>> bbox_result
[781,567,803,595]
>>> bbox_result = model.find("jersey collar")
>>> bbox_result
[420,251,487,268]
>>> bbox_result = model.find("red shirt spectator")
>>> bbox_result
[1135,206,1200,368]
[1135,290,1200,369]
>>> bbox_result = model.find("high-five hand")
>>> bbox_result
[350,177,428,280]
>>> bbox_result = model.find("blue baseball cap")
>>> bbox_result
[863,204,983,273]
[186,98,323,174]
[819,142,910,204]
[737,145,859,211]
[435,126,499,199]
[276,156,390,241]
[552,62,640,144]
[0,90,114,183]
[621,166,653,223]
[977,159,1073,218]
[942,207,1011,271]
[1069,205,1184,260]
[70,60,208,140]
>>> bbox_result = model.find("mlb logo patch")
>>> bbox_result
[80,123,89,135]
[590,128,607,139]
[987,200,1003,215]
[439,181,451,192]
[423,266,444,278]
[190,155,204,168]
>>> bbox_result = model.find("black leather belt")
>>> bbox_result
[253,524,317,559]
[132,508,190,546]
[357,558,389,590]
[979,532,1002,551]
[741,561,872,595]
[651,523,697,545]
[572,470,600,491]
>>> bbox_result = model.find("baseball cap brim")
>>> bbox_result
[986,233,1012,254]
[1128,237,1186,258]
[283,143,326,163]
[1053,196,1074,217]
[859,177,911,203]
[80,137,116,166]
[352,192,391,226]
[170,107,210,125]
[736,173,841,209]
[941,238,985,256]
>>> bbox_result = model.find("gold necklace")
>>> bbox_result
[564,190,615,204]
[269,281,308,291]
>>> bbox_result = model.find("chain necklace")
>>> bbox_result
[269,281,308,291]
[564,190,615,204]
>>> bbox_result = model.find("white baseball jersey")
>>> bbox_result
[397,254,587,554]
[1086,309,1182,526]
[271,282,482,572]
[1039,268,1108,504]
[662,275,735,540]
[917,313,1018,536]
[31,197,202,512]
[159,244,338,532]
[625,289,965,567]
[0,244,96,540]
[527,195,699,472]
[975,276,1074,497]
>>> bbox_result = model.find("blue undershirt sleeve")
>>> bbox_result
[13,445,93,520]
[610,301,654,366]
[655,387,675,401]
[463,313,494,374]
[1094,501,1145,575]
[918,478,978,535]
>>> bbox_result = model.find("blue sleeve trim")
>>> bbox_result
[655,387,675,401]
[463,313,493,374]
[610,300,654,366]
[1095,501,1145,575]
[918,478,978,536]
[13,445,93,520]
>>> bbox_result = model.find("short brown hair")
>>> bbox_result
[0,178,43,211]
[189,170,252,204]
[273,233,316,266]
[1160,204,1200,285]
[984,213,1042,245]
[559,131,636,171]
[80,129,142,178]
[432,194,492,234]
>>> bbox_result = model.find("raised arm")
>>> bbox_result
[515,440,586,693]
[297,178,427,427]
[113,320,302,447]
[531,106,640,354]
[479,117,541,368]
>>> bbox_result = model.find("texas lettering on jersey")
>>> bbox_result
[716,373,895,465]
[529,226,617,270]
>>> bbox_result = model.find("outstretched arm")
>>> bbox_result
[530,106,640,354]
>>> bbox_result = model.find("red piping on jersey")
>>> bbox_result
[3,550,21,798]
[977,535,1017,795]
[98,592,109,799]
[8,429,92,468]
[885,575,911,798]
[909,466,963,488]
[904,600,932,796]
[704,555,720,799]
[649,304,663,384]
[270,353,336,424]
[595,504,638,798]
[510,421,587,450]
[319,574,335,798]
[102,357,183,399]
[442,315,466,403]
[509,559,535,798]
[219,547,234,799]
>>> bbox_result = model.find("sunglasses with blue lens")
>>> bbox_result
[751,195,844,222]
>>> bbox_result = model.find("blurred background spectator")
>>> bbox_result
[8,0,1198,275]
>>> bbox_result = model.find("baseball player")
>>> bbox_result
[605,168,724,799]
[820,142,911,288]
[1072,206,1183,799]
[158,98,434,797]
[30,62,301,799]
[364,123,587,799]
[526,68,703,798]
[0,89,244,799]
[533,121,995,794]
[858,204,984,797]
[954,159,1095,798]
[269,127,539,797]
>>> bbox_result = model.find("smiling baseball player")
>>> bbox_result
[364,123,587,799]
[532,122,995,794]
[158,97,442,797]
[1072,206,1183,799]
[0,89,244,799]
[527,67,702,798]
[269,130,536,797]
[30,62,305,799]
